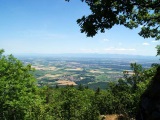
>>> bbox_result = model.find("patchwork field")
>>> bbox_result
[56,80,77,85]
[19,55,158,89]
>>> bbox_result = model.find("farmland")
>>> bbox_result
[18,54,159,89]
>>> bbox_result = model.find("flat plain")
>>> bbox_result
[18,54,159,89]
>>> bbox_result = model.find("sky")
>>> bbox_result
[0,0,159,56]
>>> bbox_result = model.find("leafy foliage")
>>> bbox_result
[0,49,158,119]
[107,63,157,118]
[66,0,160,54]
[39,63,156,119]
[0,50,43,119]
[67,0,160,39]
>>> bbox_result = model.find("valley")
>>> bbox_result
[18,54,159,89]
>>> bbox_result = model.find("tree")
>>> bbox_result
[106,63,157,118]
[0,49,43,119]
[48,86,99,120]
[66,0,160,54]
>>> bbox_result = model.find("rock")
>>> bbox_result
[136,66,160,120]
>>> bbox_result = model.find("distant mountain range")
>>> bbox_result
[14,53,159,59]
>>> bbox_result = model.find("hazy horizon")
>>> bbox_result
[13,52,159,58]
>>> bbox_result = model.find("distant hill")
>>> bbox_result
[15,53,158,59]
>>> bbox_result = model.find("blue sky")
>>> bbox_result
[0,0,159,56]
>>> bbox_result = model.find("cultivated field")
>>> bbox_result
[19,55,158,89]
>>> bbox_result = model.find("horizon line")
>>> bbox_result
[10,53,158,57]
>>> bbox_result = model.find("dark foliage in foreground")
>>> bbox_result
[0,50,158,119]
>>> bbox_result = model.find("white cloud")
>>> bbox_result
[102,38,109,42]
[142,42,150,46]
[104,47,136,51]
[79,47,136,54]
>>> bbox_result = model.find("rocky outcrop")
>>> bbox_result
[136,66,160,120]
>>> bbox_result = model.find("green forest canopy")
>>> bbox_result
[0,49,158,119]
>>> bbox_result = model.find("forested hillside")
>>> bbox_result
[0,49,159,119]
